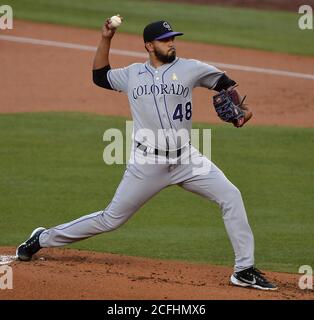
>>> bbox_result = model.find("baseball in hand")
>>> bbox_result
[109,15,122,28]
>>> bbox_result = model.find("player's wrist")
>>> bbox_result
[241,110,253,126]
[101,34,113,42]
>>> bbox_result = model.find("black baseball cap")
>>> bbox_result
[143,21,183,42]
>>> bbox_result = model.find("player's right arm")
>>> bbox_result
[92,19,116,89]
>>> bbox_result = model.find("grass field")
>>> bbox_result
[6,0,314,55]
[0,112,313,273]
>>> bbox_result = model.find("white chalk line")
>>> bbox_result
[1,34,314,80]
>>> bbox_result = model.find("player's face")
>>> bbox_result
[152,36,176,63]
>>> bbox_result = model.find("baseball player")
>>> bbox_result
[16,19,277,291]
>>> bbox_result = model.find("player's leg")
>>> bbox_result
[171,146,254,272]
[35,162,170,248]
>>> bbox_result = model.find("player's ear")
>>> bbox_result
[145,42,154,53]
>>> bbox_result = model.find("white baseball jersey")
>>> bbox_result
[107,58,224,150]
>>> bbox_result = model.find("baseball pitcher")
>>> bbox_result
[16,18,277,291]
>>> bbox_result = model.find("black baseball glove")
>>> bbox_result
[213,86,247,127]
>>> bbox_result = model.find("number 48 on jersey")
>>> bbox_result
[173,101,192,122]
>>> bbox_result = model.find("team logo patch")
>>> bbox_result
[163,21,172,31]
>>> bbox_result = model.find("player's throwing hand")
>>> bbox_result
[102,15,123,39]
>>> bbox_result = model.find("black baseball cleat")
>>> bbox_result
[230,266,278,291]
[16,227,46,261]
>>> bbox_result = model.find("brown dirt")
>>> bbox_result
[0,247,313,300]
[1,20,314,300]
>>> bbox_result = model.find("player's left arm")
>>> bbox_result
[213,74,253,127]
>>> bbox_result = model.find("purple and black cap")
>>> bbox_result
[143,21,183,42]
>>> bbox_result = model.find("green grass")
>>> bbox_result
[1,112,313,273]
[6,0,314,55]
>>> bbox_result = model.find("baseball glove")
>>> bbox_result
[213,86,247,127]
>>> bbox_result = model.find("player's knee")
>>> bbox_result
[220,184,242,208]
[230,185,242,199]
[99,204,138,231]
[99,213,126,231]
[228,185,242,201]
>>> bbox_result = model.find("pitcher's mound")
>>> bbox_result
[0,247,312,300]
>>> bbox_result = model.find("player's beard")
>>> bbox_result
[154,47,176,64]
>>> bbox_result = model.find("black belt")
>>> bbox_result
[136,142,184,159]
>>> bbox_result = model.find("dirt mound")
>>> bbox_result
[0,247,313,300]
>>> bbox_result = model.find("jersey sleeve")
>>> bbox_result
[107,66,130,93]
[190,59,225,89]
